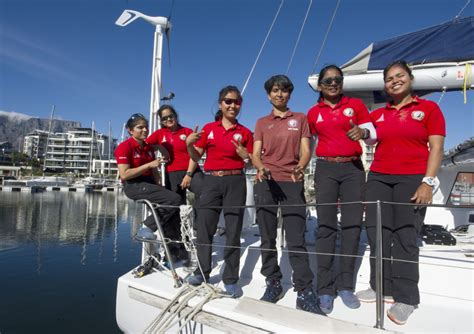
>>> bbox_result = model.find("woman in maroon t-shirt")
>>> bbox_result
[357,60,446,325]
[147,105,202,205]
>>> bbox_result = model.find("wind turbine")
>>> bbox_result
[115,9,172,185]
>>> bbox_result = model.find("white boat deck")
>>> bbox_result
[116,224,474,333]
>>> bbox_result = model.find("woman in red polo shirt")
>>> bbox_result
[185,85,253,298]
[147,105,202,205]
[356,60,445,325]
[114,113,184,258]
[306,65,376,314]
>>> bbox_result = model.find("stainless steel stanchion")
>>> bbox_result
[375,200,384,329]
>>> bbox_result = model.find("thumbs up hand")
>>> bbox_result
[346,119,365,141]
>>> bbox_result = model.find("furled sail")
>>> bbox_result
[308,16,474,108]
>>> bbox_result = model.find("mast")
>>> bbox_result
[88,121,95,178]
[43,105,55,176]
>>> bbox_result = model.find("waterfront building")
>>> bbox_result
[23,130,49,159]
[43,128,116,175]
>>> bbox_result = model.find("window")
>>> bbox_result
[447,172,474,206]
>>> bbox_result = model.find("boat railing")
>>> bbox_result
[134,199,474,330]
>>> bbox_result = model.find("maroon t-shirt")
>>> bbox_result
[254,111,310,182]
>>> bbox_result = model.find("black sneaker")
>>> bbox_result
[296,288,326,315]
[260,279,284,303]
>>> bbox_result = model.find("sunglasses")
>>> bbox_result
[320,76,343,86]
[161,115,175,121]
[222,98,242,106]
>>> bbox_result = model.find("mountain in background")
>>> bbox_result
[0,111,81,151]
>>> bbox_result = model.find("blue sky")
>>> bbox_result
[1,0,472,150]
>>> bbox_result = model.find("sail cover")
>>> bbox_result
[341,16,474,74]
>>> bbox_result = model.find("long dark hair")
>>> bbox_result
[317,64,343,101]
[157,104,180,128]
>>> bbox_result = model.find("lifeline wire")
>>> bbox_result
[241,0,285,95]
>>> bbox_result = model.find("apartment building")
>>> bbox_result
[43,128,116,174]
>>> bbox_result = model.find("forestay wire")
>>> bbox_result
[241,0,285,95]
[286,0,313,74]
[310,0,341,74]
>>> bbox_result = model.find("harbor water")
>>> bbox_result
[0,191,145,333]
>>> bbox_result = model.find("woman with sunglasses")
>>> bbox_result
[114,113,184,260]
[147,105,201,205]
[306,65,376,314]
[357,60,445,325]
[185,85,253,298]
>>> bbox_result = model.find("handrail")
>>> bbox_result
[135,199,473,329]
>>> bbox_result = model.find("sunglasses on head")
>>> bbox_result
[222,98,242,106]
[320,76,343,86]
[129,113,146,120]
[161,115,175,122]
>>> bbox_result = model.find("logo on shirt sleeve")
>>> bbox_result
[179,134,186,141]
[316,114,324,123]
[208,131,214,139]
[411,111,425,121]
[161,136,167,143]
[343,108,354,117]
[375,114,384,122]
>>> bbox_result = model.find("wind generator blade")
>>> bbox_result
[115,10,139,27]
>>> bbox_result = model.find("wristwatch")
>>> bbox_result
[422,176,436,187]
[362,128,370,140]
[186,172,193,177]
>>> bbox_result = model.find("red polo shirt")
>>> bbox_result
[195,121,253,171]
[147,126,192,172]
[370,97,446,175]
[307,96,371,157]
[114,137,155,177]
[254,110,310,182]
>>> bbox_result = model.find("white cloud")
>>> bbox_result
[0,110,32,121]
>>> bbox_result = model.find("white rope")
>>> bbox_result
[145,283,222,333]
[241,0,285,95]
[311,0,341,73]
[286,0,313,74]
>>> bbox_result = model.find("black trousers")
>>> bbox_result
[254,180,313,291]
[165,170,204,205]
[314,160,365,295]
[123,180,182,240]
[365,171,424,305]
[194,174,246,284]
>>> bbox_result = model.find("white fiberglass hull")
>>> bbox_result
[116,224,473,333]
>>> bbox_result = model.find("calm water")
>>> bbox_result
[0,191,145,333]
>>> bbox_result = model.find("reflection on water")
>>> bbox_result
[0,192,145,333]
